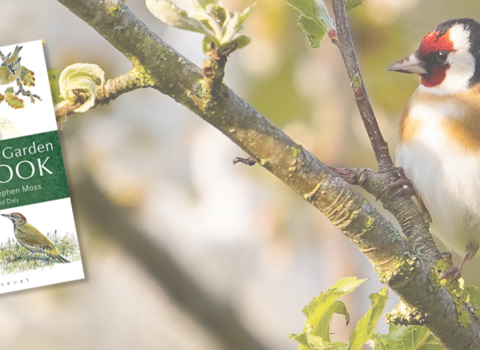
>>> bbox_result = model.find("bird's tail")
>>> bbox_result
[12,46,22,59]
[1,52,11,66]
[47,252,70,263]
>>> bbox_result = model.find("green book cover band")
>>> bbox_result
[0,130,70,210]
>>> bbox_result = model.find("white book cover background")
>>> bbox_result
[0,41,57,139]
[0,40,84,294]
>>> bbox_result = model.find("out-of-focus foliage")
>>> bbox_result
[146,0,254,54]
[48,68,62,104]
[285,0,363,48]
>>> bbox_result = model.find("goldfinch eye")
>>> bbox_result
[436,51,448,63]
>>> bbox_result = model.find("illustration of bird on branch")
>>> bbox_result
[0,45,41,109]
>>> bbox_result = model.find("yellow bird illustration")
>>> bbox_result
[0,46,22,85]
[1,212,69,263]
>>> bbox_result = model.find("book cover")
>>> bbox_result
[0,40,84,294]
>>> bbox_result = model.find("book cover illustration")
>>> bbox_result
[0,40,84,294]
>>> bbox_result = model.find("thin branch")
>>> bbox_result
[55,70,147,121]
[95,71,147,105]
[56,0,480,348]
[330,1,392,172]
[330,0,442,268]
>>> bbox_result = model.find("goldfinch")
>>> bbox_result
[389,18,480,279]
[1,213,69,263]
[0,46,22,85]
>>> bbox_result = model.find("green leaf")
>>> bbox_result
[221,3,254,46]
[345,0,363,14]
[48,68,63,104]
[377,325,442,350]
[195,0,217,9]
[371,333,389,350]
[231,35,251,50]
[462,286,480,322]
[349,288,388,350]
[305,277,365,342]
[287,0,363,48]
[290,277,366,350]
[146,0,209,34]
[58,63,105,113]
[297,15,326,49]
[285,0,333,47]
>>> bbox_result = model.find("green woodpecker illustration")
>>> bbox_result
[1,212,69,263]
[0,46,22,85]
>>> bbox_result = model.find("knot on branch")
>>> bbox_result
[201,42,233,103]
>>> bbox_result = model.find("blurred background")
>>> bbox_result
[1,0,480,349]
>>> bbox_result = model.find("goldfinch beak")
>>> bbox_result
[387,51,428,75]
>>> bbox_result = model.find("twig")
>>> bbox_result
[330,0,441,267]
[15,80,42,102]
[233,157,256,166]
[331,0,393,172]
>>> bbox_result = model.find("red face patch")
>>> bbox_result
[419,31,454,56]
[421,65,449,87]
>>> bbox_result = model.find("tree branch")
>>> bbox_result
[330,0,442,269]
[330,1,392,172]
[55,70,147,120]
[56,0,480,348]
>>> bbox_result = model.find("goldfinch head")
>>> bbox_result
[388,18,480,96]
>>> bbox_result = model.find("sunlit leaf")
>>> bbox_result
[349,288,388,350]
[147,0,252,55]
[287,0,363,48]
[285,0,333,47]
[372,325,442,350]
[58,63,105,113]
[231,35,251,50]
[290,277,366,349]
[297,16,326,49]
[146,0,206,33]
[345,0,363,14]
